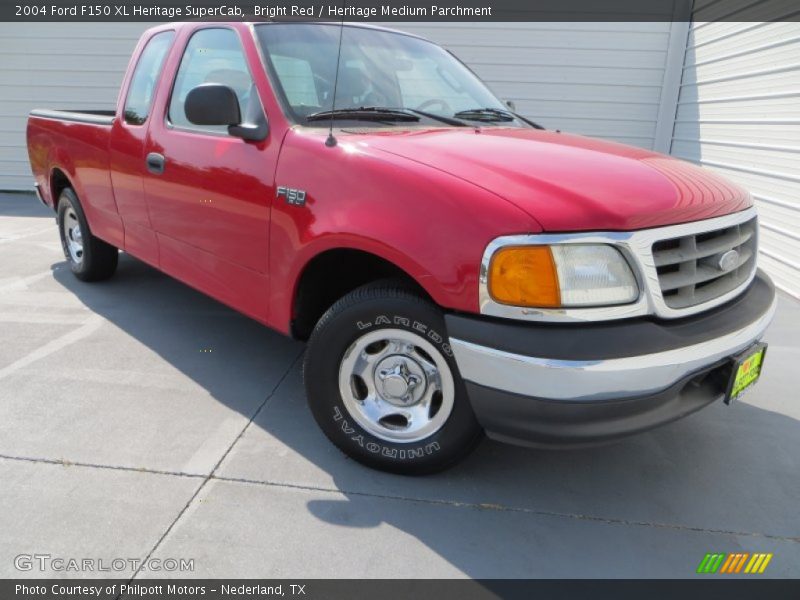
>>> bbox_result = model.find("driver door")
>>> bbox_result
[143,26,278,323]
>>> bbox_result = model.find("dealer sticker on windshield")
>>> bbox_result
[725,343,767,404]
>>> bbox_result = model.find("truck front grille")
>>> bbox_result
[652,217,758,309]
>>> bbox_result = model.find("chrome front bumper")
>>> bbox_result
[445,271,777,447]
[451,296,776,403]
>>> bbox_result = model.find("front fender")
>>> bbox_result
[268,128,539,333]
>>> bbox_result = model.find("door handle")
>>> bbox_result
[146,152,165,175]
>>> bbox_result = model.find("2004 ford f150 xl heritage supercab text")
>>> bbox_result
[27,22,776,474]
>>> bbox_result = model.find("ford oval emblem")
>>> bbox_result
[718,249,740,272]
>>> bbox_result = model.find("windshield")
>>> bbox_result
[254,23,520,127]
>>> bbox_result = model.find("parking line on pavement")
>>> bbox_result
[0,226,53,244]
[122,349,305,589]
[0,314,103,381]
[0,268,55,293]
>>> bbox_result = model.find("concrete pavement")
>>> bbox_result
[1,192,798,579]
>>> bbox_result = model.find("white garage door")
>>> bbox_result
[0,23,151,190]
[0,22,677,192]
[670,17,800,297]
[397,22,680,149]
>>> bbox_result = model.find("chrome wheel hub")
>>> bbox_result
[375,356,425,406]
[62,208,84,264]
[338,328,455,443]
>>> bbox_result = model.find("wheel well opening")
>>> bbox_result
[291,249,430,341]
[50,169,71,209]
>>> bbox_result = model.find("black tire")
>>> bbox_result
[304,281,483,474]
[57,188,118,282]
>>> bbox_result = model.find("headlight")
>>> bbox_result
[488,244,638,308]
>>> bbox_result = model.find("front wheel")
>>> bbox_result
[304,282,483,474]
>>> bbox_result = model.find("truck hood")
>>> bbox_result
[363,127,751,231]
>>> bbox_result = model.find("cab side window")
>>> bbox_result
[123,31,175,125]
[169,28,254,134]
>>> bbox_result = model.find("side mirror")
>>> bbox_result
[184,83,268,142]
[505,99,516,112]
[185,83,241,127]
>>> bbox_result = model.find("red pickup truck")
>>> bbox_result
[27,21,776,474]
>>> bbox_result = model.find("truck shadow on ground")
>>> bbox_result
[51,253,800,578]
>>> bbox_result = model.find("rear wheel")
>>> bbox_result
[57,188,118,281]
[304,281,483,474]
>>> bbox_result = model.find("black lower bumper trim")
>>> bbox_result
[466,359,731,448]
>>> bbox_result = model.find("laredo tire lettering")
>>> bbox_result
[427,329,443,344]
[357,316,449,357]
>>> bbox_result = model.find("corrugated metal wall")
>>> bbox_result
[0,23,149,190]
[398,22,676,148]
[0,22,675,190]
[670,17,800,298]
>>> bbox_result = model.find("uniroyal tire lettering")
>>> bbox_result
[412,321,427,334]
[375,315,390,325]
[399,448,424,459]
[393,316,410,327]
[357,320,371,330]
[332,407,441,459]
[425,442,441,454]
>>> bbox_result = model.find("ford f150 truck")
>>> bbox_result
[27,21,776,474]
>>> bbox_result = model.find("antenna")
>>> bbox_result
[325,10,346,148]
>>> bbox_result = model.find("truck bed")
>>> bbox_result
[29,109,115,125]
[27,107,122,248]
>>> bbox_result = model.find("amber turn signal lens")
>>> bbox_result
[488,246,561,307]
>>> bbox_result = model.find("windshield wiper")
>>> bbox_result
[454,108,515,122]
[454,107,545,129]
[399,108,470,127]
[306,106,471,127]
[306,107,420,123]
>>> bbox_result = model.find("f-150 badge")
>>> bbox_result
[277,186,306,206]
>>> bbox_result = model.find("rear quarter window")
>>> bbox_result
[124,31,175,126]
